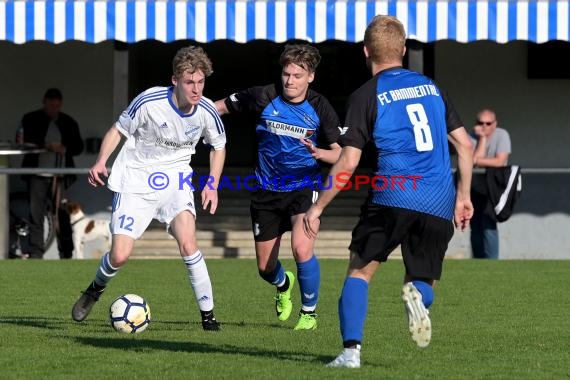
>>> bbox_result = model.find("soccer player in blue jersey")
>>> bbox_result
[215,44,341,330]
[71,46,226,331]
[303,15,474,367]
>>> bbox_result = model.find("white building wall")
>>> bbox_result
[434,41,570,259]
[0,41,118,213]
[0,40,568,259]
[434,40,570,168]
[0,41,116,148]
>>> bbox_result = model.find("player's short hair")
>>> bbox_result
[44,88,63,100]
[364,15,406,65]
[172,46,213,78]
[279,44,321,73]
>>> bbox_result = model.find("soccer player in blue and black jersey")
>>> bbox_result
[303,16,474,368]
[215,45,342,330]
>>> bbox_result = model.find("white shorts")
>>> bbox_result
[110,188,196,240]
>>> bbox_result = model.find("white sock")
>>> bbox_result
[301,305,317,313]
[182,250,214,312]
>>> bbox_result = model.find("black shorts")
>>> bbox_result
[349,204,454,280]
[250,188,318,242]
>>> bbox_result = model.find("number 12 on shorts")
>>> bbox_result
[117,215,134,231]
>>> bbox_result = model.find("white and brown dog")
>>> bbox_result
[65,201,111,259]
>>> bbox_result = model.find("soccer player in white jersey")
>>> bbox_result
[71,46,226,331]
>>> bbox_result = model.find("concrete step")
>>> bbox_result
[140,229,353,240]
[200,205,361,216]
[132,246,357,259]
[135,167,374,258]
[215,192,368,203]
[132,229,393,259]
[150,215,361,231]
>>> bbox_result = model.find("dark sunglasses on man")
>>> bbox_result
[476,120,495,126]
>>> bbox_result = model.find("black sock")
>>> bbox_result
[300,309,316,315]
[343,340,361,349]
[201,310,215,320]
[276,274,290,293]
[88,281,105,293]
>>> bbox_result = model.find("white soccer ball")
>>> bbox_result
[109,294,151,334]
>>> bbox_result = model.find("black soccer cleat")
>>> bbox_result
[71,288,103,322]
[201,312,221,331]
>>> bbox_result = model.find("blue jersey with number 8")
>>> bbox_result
[341,67,464,220]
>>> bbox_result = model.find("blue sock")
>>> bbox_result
[296,255,320,311]
[412,280,434,308]
[259,260,285,286]
[339,277,368,343]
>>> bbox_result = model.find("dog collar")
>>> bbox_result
[71,216,86,227]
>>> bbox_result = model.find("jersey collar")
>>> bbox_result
[168,86,198,117]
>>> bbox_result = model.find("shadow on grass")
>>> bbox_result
[74,335,335,365]
[158,319,295,330]
[0,316,292,331]
[0,315,107,330]
[1,315,383,367]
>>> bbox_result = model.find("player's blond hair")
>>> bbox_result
[279,44,321,73]
[364,15,406,65]
[172,46,213,78]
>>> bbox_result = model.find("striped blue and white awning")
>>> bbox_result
[1,0,569,44]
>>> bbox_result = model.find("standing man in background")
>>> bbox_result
[18,88,84,259]
[470,108,511,259]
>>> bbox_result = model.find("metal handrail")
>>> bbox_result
[0,168,95,174]
[510,168,570,174]
[1,167,570,175]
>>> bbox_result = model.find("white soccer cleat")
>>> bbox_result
[326,345,361,368]
[402,282,431,348]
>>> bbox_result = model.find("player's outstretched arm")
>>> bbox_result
[88,125,123,187]
[300,139,342,164]
[448,127,474,230]
[303,146,362,239]
[202,147,226,214]
[214,99,229,116]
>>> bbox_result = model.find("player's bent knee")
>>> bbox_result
[291,245,314,262]
[179,241,199,256]
[109,253,129,267]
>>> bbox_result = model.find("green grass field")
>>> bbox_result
[0,259,568,380]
